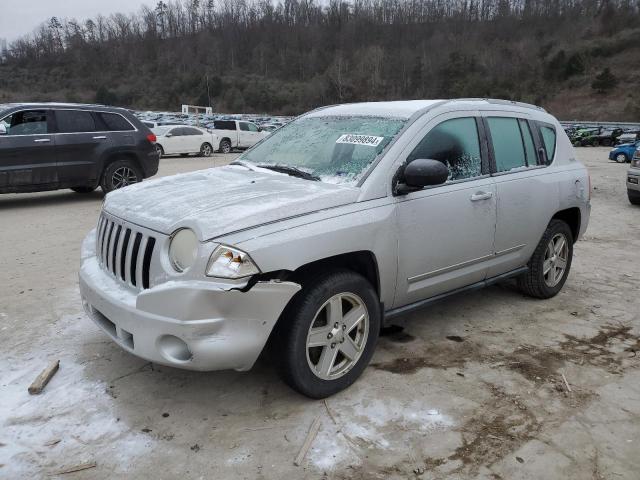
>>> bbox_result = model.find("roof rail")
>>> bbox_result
[449,98,546,112]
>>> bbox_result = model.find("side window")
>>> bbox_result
[99,112,134,131]
[540,125,557,162]
[407,117,482,181]
[246,123,259,132]
[185,127,203,136]
[519,119,537,166]
[55,110,96,133]
[487,117,526,172]
[239,122,250,132]
[214,120,236,130]
[2,110,49,135]
[169,128,183,136]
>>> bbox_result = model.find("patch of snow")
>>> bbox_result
[308,395,453,471]
[0,295,155,476]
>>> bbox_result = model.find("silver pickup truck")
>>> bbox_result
[79,99,591,398]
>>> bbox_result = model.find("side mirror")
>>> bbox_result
[395,159,448,195]
[165,133,173,137]
[0,124,6,135]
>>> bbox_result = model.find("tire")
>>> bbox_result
[219,139,232,154]
[100,159,143,193]
[71,186,96,193]
[155,144,164,159]
[518,219,574,299]
[592,139,600,147]
[573,140,582,147]
[273,270,381,398]
[200,142,213,157]
[602,139,611,147]
[615,153,628,163]
[629,190,640,205]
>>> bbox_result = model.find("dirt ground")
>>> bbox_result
[1,148,638,479]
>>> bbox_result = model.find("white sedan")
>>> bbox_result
[153,125,219,158]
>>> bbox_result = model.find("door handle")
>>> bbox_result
[470,191,493,201]
[33,138,50,143]
[92,136,107,140]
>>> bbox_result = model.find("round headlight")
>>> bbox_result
[168,228,198,272]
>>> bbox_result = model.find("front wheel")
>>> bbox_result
[100,159,143,193]
[155,144,164,159]
[273,270,381,398]
[518,219,573,299]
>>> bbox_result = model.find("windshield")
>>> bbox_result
[239,116,406,185]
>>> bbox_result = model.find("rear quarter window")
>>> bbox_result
[540,125,557,162]
[99,112,135,131]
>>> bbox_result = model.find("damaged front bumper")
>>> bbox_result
[78,232,300,372]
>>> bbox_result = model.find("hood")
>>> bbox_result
[103,165,360,240]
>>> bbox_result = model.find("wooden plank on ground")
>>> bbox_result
[28,360,60,395]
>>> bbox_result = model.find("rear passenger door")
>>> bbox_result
[393,113,497,307]
[53,109,105,187]
[182,127,205,153]
[0,109,58,188]
[483,115,557,278]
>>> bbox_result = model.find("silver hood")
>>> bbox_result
[103,166,360,240]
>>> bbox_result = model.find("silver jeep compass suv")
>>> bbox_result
[79,99,591,398]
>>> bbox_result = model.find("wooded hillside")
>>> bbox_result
[1,0,639,120]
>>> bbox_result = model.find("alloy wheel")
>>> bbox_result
[112,167,139,189]
[306,292,369,380]
[616,153,627,163]
[543,233,568,287]
[201,144,212,156]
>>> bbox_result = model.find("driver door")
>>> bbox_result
[163,127,184,154]
[393,113,497,308]
[0,109,58,188]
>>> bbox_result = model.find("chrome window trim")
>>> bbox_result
[0,107,138,136]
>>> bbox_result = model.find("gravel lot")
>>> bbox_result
[1,148,638,479]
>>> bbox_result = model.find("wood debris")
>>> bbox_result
[28,360,60,395]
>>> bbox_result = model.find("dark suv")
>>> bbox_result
[0,103,159,194]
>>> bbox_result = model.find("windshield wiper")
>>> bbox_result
[256,164,320,181]
[229,160,257,171]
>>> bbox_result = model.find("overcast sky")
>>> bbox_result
[1,0,157,42]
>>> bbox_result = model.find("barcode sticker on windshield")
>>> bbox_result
[336,134,384,147]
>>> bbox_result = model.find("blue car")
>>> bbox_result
[609,140,640,163]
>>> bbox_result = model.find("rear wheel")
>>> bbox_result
[100,159,143,193]
[71,186,96,193]
[155,144,164,159]
[629,190,640,205]
[273,270,380,398]
[615,153,628,163]
[219,139,232,154]
[518,220,573,299]
[200,142,213,157]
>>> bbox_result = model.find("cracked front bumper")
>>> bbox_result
[79,235,300,372]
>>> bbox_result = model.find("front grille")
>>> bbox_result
[96,213,156,289]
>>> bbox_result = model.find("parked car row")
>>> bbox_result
[564,124,639,147]
[152,119,271,157]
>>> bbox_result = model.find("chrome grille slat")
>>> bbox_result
[112,225,123,277]
[135,236,148,289]
[96,213,156,290]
